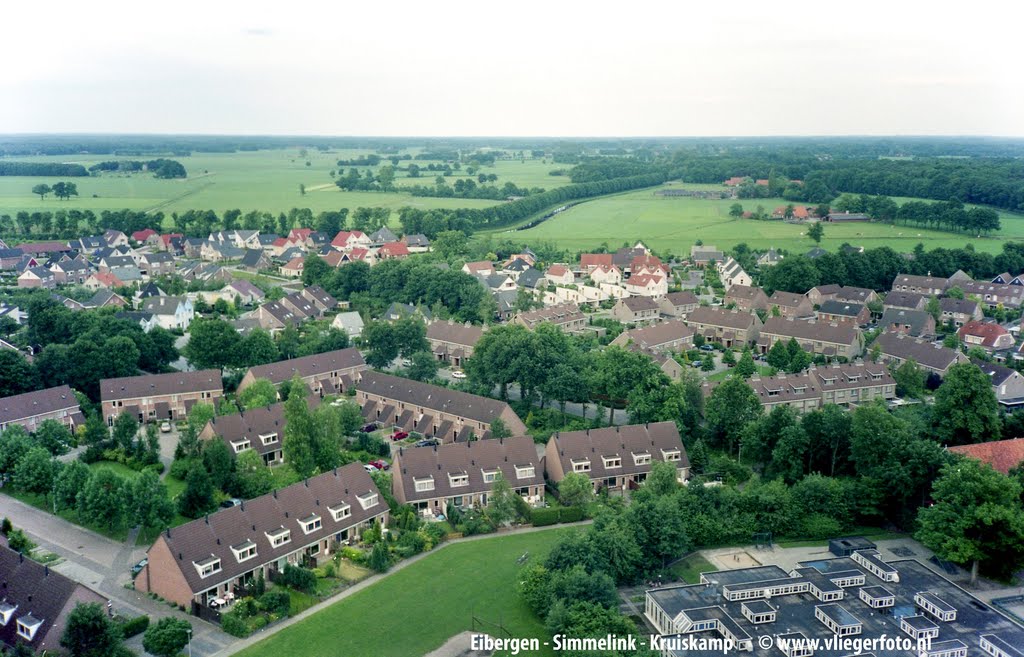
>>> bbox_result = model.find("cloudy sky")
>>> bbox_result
[4,0,1021,136]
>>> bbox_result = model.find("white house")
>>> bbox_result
[332,311,366,338]
[142,296,195,330]
[590,264,622,286]
[625,274,668,297]
[545,264,575,286]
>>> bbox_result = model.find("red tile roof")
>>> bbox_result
[958,320,1011,348]
[546,264,570,277]
[580,253,613,268]
[949,438,1024,474]
[723,177,746,186]
[132,228,157,241]
[378,241,410,258]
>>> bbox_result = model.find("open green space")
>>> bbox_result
[512,182,1024,255]
[669,553,718,584]
[236,527,580,657]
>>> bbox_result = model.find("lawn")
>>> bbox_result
[704,365,775,382]
[511,182,1024,255]
[236,527,580,657]
[669,553,718,584]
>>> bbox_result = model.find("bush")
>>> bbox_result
[258,589,290,616]
[532,508,560,526]
[559,506,584,523]
[220,611,250,638]
[421,522,448,548]
[118,614,150,638]
[169,458,195,480]
[232,597,258,619]
[339,546,364,563]
[396,530,427,557]
[281,564,317,593]
[144,462,165,476]
[323,562,336,578]
[801,514,844,540]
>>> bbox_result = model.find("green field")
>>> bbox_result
[510,182,1024,255]
[236,527,580,657]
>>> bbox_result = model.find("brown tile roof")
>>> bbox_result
[357,371,521,428]
[618,320,693,350]
[463,260,493,273]
[685,306,758,330]
[833,286,876,303]
[516,303,584,328]
[891,274,948,291]
[761,317,859,346]
[580,254,613,268]
[548,422,688,480]
[203,397,322,457]
[619,296,660,312]
[726,285,767,303]
[0,385,79,425]
[706,362,894,406]
[100,370,222,402]
[663,291,698,307]
[394,436,543,503]
[426,320,484,349]
[958,320,1012,348]
[246,348,365,385]
[939,298,979,315]
[151,462,386,596]
[301,285,337,310]
[546,264,570,277]
[884,291,926,309]
[874,331,964,372]
[949,438,1024,474]
[769,290,809,308]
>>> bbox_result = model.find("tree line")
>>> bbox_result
[0,162,89,176]
[88,159,187,178]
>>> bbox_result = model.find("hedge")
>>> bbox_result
[559,506,584,523]
[531,508,560,526]
[119,614,150,638]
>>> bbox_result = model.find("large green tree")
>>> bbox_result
[932,363,1001,445]
[183,317,242,370]
[143,617,193,657]
[60,602,127,657]
[704,377,763,455]
[79,469,127,529]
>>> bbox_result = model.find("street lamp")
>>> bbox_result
[186,628,192,657]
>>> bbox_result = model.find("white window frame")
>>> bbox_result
[266,528,291,548]
[231,541,258,563]
[571,459,591,473]
[231,439,251,454]
[329,503,352,521]
[448,473,469,488]
[357,492,378,510]
[481,469,499,483]
[16,617,41,641]
[300,515,322,535]
[414,476,435,492]
[632,452,652,466]
[259,432,278,445]
[602,456,622,469]
[194,557,222,578]
[515,465,534,479]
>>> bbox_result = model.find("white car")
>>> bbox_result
[451,370,467,379]
[363,464,377,473]
[401,358,412,367]
[160,421,172,433]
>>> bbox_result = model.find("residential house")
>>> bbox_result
[356,371,527,442]
[392,437,545,515]
[329,230,370,251]
[544,422,689,492]
[426,320,485,368]
[131,228,158,243]
[239,249,273,272]
[625,274,668,297]
[704,362,895,414]
[49,257,92,285]
[612,246,647,271]
[280,256,304,278]
[612,296,661,324]
[250,301,305,333]
[238,347,367,395]
[589,263,622,285]
[300,285,338,314]
[805,246,828,259]
[891,274,948,296]
[500,258,532,280]
[182,262,230,283]
[17,267,55,289]
[404,234,431,253]
[116,311,159,332]
[279,291,318,321]
[959,280,1024,309]
[108,265,143,285]
[0,542,107,653]
[478,273,517,293]
[161,233,186,253]
[514,303,587,332]
[629,344,685,381]
[75,235,107,254]
[0,385,83,433]
[759,317,863,358]
[16,241,71,257]
[717,257,751,289]
[331,311,365,338]
[135,463,387,608]
[580,253,613,273]
[182,238,205,258]
[103,229,129,248]
[517,268,545,290]
[100,369,223,424]
[825,211,870,222]
[377,241,410,260]
[0,303,26,325]
[690,245,724,268]
[768,291,815,318]
[544,264,574,286]
[939,298,982,327]
[771,206,812,220]
[142,296,194,330]
[209,230,261,250]
[685,307,762,347]
[199,399,320,466]
[725,285,770,313]
[948,438,1024,474]
[505,250,537,267]
[200,242,245,262]
[878,308,936,339]
[874,331,968,376]
[658,291,700,318]
[817,300,871,325]
[757,248,784,267]
[462,260,494,277]
[609,320,694,352]
[630,255,666,278]
[140,251,175,278]
[883,291,927,311]
[223,280,265,306]
[82,289,127,310]
[383,302,432,323]
[832,286,880,305]
[135,281,166,302]
[959,321,1015,353]
[971,359,1024,411]
[0,248,25,270]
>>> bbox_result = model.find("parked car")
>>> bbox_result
[160,421,172,433]
[451,370,467,379]
[361,423,378,433]
[392,431,409,441]
[363,464,377,473]
[131,558,148,578]
[415,438,440,447]
[401,358,412,367]
[699,344,715,352]
[220,498,242,509]
[369,459,390,470]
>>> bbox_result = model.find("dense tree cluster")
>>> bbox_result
[88,158,187,178]
[0,162,88,176]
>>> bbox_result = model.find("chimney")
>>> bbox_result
[205,515,209,524]
[273,489,278,498]
[166,528,171,538]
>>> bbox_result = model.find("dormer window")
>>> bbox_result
[572,459,591,473]
[662,449,681,462]
[482,469,499,483]
[194,556,222,578]
[414,476,435,492]
[230,439,250,454]
[632,452,652,466]
[16,614,42,641]
[265,527,291,547]
[300,514,322,534]
[329,503,352,522]
[449,473,469,488]
[357,492,378,510]
[0,603,17,626]
[259,432,278,446]
[515,465,535,479]
[602,456,621,469]
[231,540,258,563]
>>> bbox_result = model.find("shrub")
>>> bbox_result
[396,530,426,557]
[531,508,560,526]
[258,589,290,616]
[220,611,250,638]
[118,614,150,638]
[339,546,364,563]
[801,513,843,540]
[169,458,194,480]
[323,562,337,578]
[559,506,584,523]
[421,523,448,548]
[232,597,258,619]
[144,462,165,476]
[281,564,317,593]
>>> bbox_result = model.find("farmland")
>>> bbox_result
[507,182,1024,256]
[0,149,565,219]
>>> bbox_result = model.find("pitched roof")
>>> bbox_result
[580,253,613,268]
[516,303,584,328]
[626,274,663,288]
[884,291,926,309]
[225,279,264,299]
[685,306,758,330]
[101,370,222,402]
[245,348,365,385]
[463,260,493,273]
[722,361,894,406]
[394,436,543,503]
[663,291,699,307]
[726,285,767,303]
[357,371,519,427]
[971,358,1019,388]
[204,397,320,458]
[240,249,268,267]
[426,320,485,348]
[142,295,189,315]
[833,286,876,303]
[959,320,1012,348]
[132,228,158,241]
[949,438,1024,475]
[879,307,934,335]
[151,462,386,596]
[619,296,660,312]
[874,331,963,371]
[378,241,410,258]
[549,422,688,480]
[891,274,948,291]
[769,290,809,309]
[0,385,79,425]
[940,297,979,315]
[761,317,859,345]
[546,264,570,277]
[618,320,694,349]
[369,227,398,243]
[404,234,430,247]
[818,300,866,318]
[517,268,544,289]
[301,285,336,309]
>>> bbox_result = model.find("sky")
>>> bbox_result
[3,0,1022,137]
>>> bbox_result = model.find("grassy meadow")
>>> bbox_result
[236,527,580,657]
[508,182,1024,256]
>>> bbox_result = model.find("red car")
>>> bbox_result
[392,431,409,441]
[369,459,390,471]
